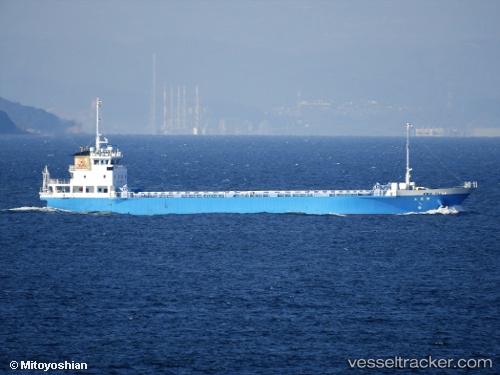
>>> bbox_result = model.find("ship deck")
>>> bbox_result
[119,189,375,199]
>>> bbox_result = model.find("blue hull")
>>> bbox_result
[42,193,471,215]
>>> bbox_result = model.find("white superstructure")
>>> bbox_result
[40,99,127,199]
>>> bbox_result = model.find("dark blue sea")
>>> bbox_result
[1,135,499,374]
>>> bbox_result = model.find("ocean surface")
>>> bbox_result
[1,134,498,374]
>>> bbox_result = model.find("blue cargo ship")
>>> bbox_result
[39,99,476,215]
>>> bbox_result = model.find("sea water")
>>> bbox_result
[1,135,498,374]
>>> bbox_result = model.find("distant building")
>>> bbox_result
[472,128,500,137]
[415,128,447,137]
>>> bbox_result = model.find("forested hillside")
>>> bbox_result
[0,97,81,135]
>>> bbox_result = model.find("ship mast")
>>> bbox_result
[95,98,102,151]
[405,122,412,186]
[95,98,107,151]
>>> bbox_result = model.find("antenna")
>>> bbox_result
[297,88,301,116]
[149,53,156,134]
[405,122,412,185]
[195,85,199,135]
[163,81,167,134]
[95,98,107,150]
[95,98,102,150]
[176,85,181,132]
[170,85,174,134]
[183,85,187,132]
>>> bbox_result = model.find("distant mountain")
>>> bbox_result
[0,97,81,135]
[0,110,27,134]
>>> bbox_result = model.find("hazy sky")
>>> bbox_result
[1,0,499,133]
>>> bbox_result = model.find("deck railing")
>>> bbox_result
[48,178,70,185]
[463,181,478,188]
[117,189,374,199]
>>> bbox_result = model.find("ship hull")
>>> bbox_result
[41,189,473,215]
